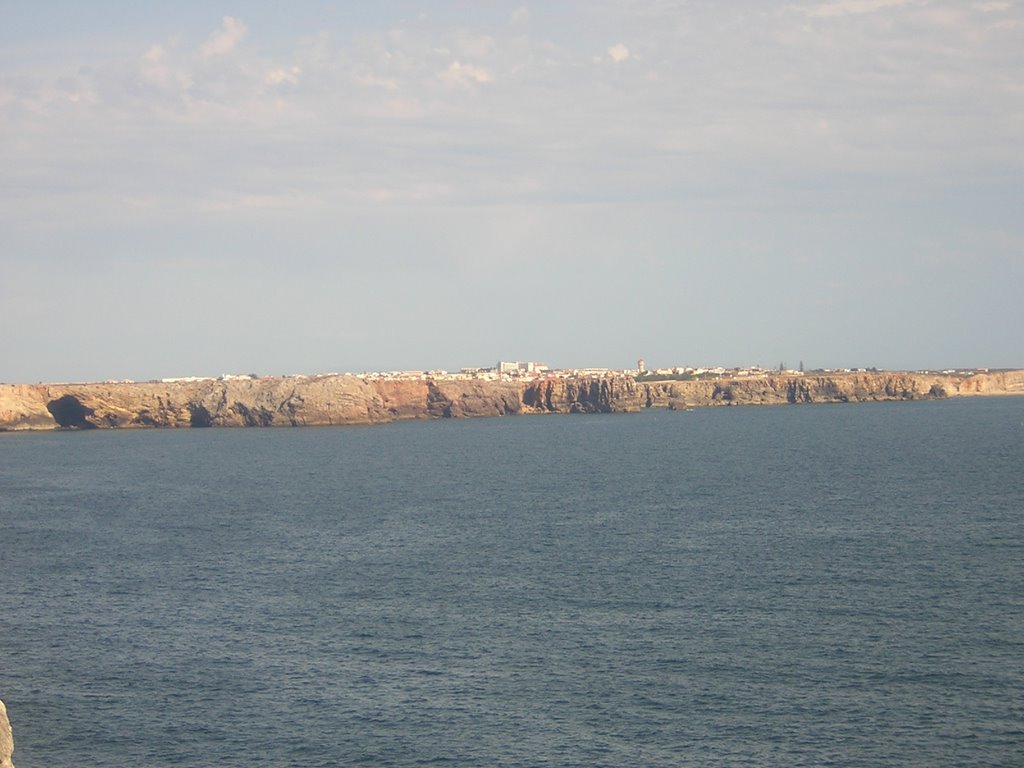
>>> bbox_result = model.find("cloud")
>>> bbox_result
[974,1,1011,10]
[510,7,530,25]
[201,16,248,58]
[438,61,493,88]
[5,1,1022,223]
[143,44,165,64]
[265,66,301,86]
[139,43,191,93]
[608,43,631,63]
[199,192,325,214]
[808,0,917,17]
[454,34,495,60]
[352,73,399,91]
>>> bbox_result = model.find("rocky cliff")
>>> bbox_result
[0,698,14,768]
[633,370,1023,409]
[1,370,1022,431]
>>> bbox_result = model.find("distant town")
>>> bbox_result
[92,360,993,387]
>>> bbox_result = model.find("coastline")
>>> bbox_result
[2,369,1023,432]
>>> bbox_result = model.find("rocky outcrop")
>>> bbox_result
[0,698,14,768]
[636,371,990,409]
[953,369,1024,395]
[0,376,389,431]
[522,376,644,414]
[0,385,56,431]
[375,379,525,420]
[1,371,1022,431]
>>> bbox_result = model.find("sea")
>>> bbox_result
[1,397,1022,767]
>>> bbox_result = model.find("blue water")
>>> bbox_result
[2,399,1023,767]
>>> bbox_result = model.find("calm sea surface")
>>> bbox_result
[2,399,1023,767]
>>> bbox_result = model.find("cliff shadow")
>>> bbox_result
[47,395,97,429]
[188,404,213,427]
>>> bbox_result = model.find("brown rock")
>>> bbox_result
[0,385,54,430]
[0,698,14,768]
[1,370,1023,432]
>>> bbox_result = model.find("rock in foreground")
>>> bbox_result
[0,699,14,768]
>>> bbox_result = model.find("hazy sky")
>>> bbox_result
[2,0,1022,382]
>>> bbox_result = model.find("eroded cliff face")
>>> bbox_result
[375,379,525,420]
[637,371,975,409]
[954,369,1024,395]
[0,385,55,431]
[1,377,377,430]
[0,698,14,768]
[1,371,1021,431]
[521,376,644,414]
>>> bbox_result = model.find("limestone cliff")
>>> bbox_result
[375,379,525,420]
[1,370,1022,431]
[522,376,644,414]
[634,371,1001,409]
[0,698,14,768]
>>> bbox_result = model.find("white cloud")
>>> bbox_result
[265,66,301,86]
[438,61,493,88]
[199,192,325,214]
[200,16,248,58]
[510,7,530,25]
[809,0,917,17]
[608,43,631,63]
[139,43,191,93]
[974,1,1011,10]
[5,1,1023,225]
[352,73,400,91]
[143,44,165,64]
[455,34,495,60]
[366,183,454,204]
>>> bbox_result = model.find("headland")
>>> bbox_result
[2,367,1023,431]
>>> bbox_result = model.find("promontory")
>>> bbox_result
[2,369,1022,432]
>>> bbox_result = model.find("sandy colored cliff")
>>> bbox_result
[1,370,1022,431]
[0,698,14,768]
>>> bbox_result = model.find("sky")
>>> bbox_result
[2,0,1022,382]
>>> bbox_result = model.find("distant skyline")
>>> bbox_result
[3,1,1022,383]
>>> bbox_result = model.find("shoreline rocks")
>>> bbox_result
[0,698,14,768]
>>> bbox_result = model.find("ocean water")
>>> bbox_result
[1,398,1022,767]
